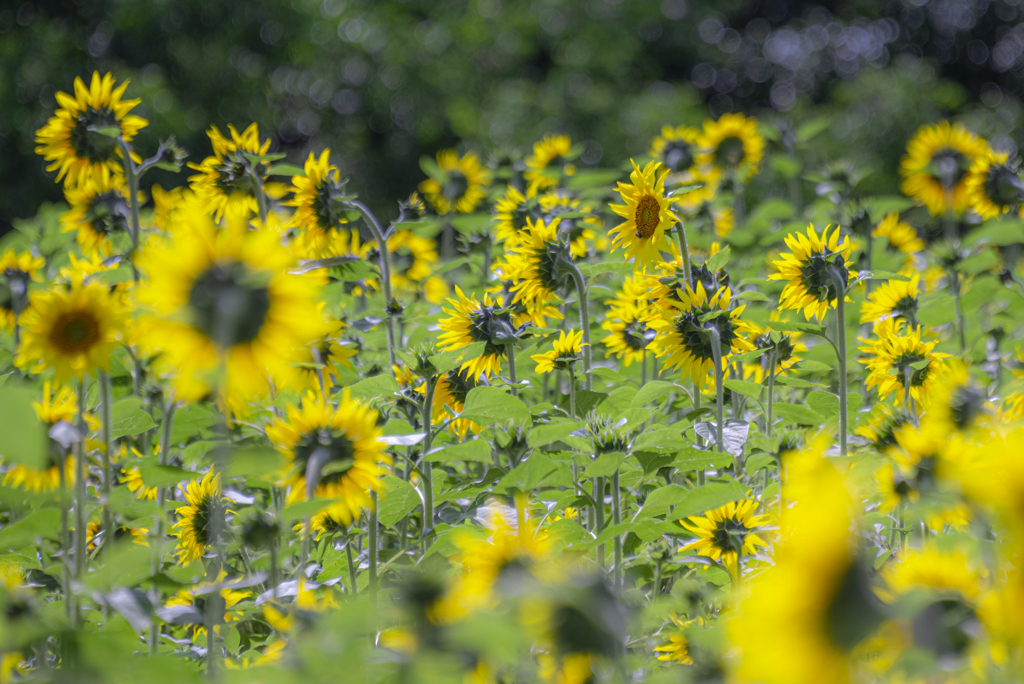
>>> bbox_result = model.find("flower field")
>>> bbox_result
[3,69,1024,683]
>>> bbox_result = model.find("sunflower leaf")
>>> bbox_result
[0,385,47,469]
[110,397,157,439]
[705,246,732,272]
[377,476,421,529]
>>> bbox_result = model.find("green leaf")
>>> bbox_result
[267,163,306,176]
[291,256,362,274]
[673,481,749,520]
[88,124,121,138]
[223,446,286,479]
[865,271,912,282]
[705,246,732,272]
[770,321,827,335]
[795,360,832,372]
[745,453,776,473]
[527,421,585,449]
[0,509,60,548]
[635,485,688,519]
[430,342,487,376]
[425,439,492,463]
[631,381,681,407]
[111,397,157,439]
[0,385,47,469]
[137,465,191,488]
[588,262,631,276]
[590,368,625,384]
[346,374,400,402]
[168,404,219,444]
[909,359,931,371]
[107,486,161,520]
[736,291,770,302]
[807,391,839,418]
[582,452,624,479]
[281,498,341,523]
[673,447,733,473]
[432,256,470,276]
[378,476,421,529]
[774,376,826,389]
[634,450,676,474]
[497,454,558,493]
[724,379,762,402]
[450,213,491,235]
[773,403,825,425]
[460,387,530,426]
[83,542,152,591]
[796,116,831,143]
[574,389,608,414]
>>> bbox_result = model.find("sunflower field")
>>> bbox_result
[4,65,1024,684]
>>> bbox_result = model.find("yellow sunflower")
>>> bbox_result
[875,460,917,513]
[506,217,570,314]
[16,280,127,381]
[3,382,83,493]
[742,319,807,384]
[899,121,990,216]
[172,471,229,565]
[770,224,857,321]
[187,123,284,219]
[855,403,913,452]
[60,172,135,255]
[34,71,147,188]
[137,205,323,405]
[56,251,115,287]
[859,275,921,325]
[532,329,584,374]
[0,249,45,332]
[859,317,950,406]
[649,125,701,175]
[964,149,1024,219]
[601,302,651,368]
[921,360,990,438]
[493,185,536,245]
[872,213,924,254]
[85,521,148,551]
[284,148,352,248]
[438,286,517,379]
[695,113,765,184]
[384,229,447,303]
[654,613,702,664]
[119,466,158,501]
[420,367,485,442]
[680,499,768,572]
[165,571,250,640]
[265,390,389,526]
[288,316,358,395]
[418,149,491,215]
[608,160,676,270]
[525,134,576,193]
[647,282,754,390]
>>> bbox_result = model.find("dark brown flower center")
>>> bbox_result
[634,195,660,239]
[49,310,101,354]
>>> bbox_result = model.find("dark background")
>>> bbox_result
[4,0,1024,233]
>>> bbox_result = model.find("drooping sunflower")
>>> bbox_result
[859,275,921,325]
[742,319,806,384]
[60,172,134,255]
[532,329,584,374]
[172,471,229,565]
[437,287,517,378]
[679,499,768,572]
[16,280,127,382]
[649,125,701,175]
[694,113,765,184]
[137,205,323,405]
[34,71,147,188]
[608,160,676,270]
[0,249,45,332]
[486,278,563,329]
[872,213,924,255]
[524,134,576,193]
[188,123,284,220]
[647,282,754,390]
[859,318,950,406]
[899,121,990,216]
[418,149,492,215]
[964,149,1024,220]
[601,303,651,368]
[265,391,389,525]
[289,316,358,395]
[493,184,536,245]
[770,224,857,321]
[284,148,350,247]
[506,217,570,314]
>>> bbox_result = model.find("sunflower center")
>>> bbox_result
[622,320,648,351]
[824,562,885,652]
[312,180,347,231]
[443,171,468,202]
[911,599,978,660]
[984,165,1024,208]
[891,351,930,388]
[86,191,131,237]
[716,136,746,167]
[710,517,747,555]
[950,384,986,430]
[192,495,226,548]
[891,296,918,321]
[70,108,120,163]
[294,430,356,486]
[634,195,661,239]
[188,260,271,348]
[674,311,738,362]
[49,310,101,354]
[662,140,695,172]
[799,253,848,303]
[215,154,255,196]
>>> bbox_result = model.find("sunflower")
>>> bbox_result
[34,71,147,188]
[694,113,765,184]
[639,245,728,322]
[487,278,563,329]
[770,224,857,321]
[654,613,701,664]
[679,500,768,572]
[494,185,536,245]
[284,149,350,247]
[172,471,229,565]
[601,303,651,368]
[85,521,148,551]
[964,149,1024,220]
[537,192,603,259]
[165,571,250,640]
[856,403,914,453]
[16,280,127,381]
[137,205,323,405]
[506,217,570,314]
[0,249,45,332]
[425,368,485,441]
[875,460,917,513]
[921,360,990,438]
[859,317,950,406]
[900,121,990,216]
[647,282,754,390]
[532,329,584,374]
[289,316,358,395]
[649,125,701,175]
[872,213,924,255]
[859,275,921,325]
[60,172,134,255]
[265,391,388,525]
[608,160,676,270]
[438,287,519,379]
[382,229,447,303]
[119,466,158,501]
[525,134,576,193]
[742,319,806,384]
[418,149,491,215]
[188,123,283,220]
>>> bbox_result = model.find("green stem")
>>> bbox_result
[707,327,726,455]
[766,351,777,438]
[116,137,144,396]
[348,200,398,369]
[369,491,379,601]
[421,376,437,544]
[98,370,113,555]
[611,470,622,589]
[73,376,87,627]
[674,222,693,286]
[59,448,70,621]
[505,345,519,397]
[594,476,605,569]
[569,369,577,419]
[346,539,358,595]
[830,275,849,458]
[150,396,176,655]
[951,268,966,353]
[249,171,269,227]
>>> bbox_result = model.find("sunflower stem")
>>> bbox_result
[830,272,850,458]
[565,261,592,391]
[950,267,967,353]
[116,137,144,397]
[346,200,398,369]
[72,376,87,628]
[766,351,777,438]
[707,327,726,458]
[611,469,622,590]
[97,370,114,561]
[594,476,605,569]
[248,170,269,228]
[59,448,71,622]
[369,491,379,602]
[505,344,519,397]
[569,368,577,418]
[421,375,437,544]
[674,222,693,286]
[149,395,176,655]
[345,538,358,595]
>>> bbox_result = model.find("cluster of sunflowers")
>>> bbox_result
[3,71,1024,684]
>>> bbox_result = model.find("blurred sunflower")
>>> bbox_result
[34,71,147,188]
[85,521,148,551]
[16,280,127,382]
[0,249,45,332]
[138,205,323,405]
[120,466,158,501]
[654,613,702,664]
[60,172,136,255]
[742,320,806,383]
[900,121,989,216]
[608,160,676,270]
[165,571,250,640]
[537,192,603,259]
[680,500,768,573]
[859,275,920,325]
[438,287,517,378]
[532,329,584,374]
[856,403,914,453]
[770,224,856,321]
[525,134,576,193]
[859,318,950,406]
[649,125,701,175]
[188,123,285,220]
[3,384,79,493]
[872,213,924,255]
[647,282,753,390]
[384,229,447,303]
[172,471,229,565]
[922,360,990,439]
[695,113,764,184]
[425,367,485,441]
[494,185,536,245]
[875,460,918,513]
[266,391,388,524]
[284,149,350,248]
[601,303,651,368]
[964,149,1024,220]
[290,316,357,395]
[418,149,491,215]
